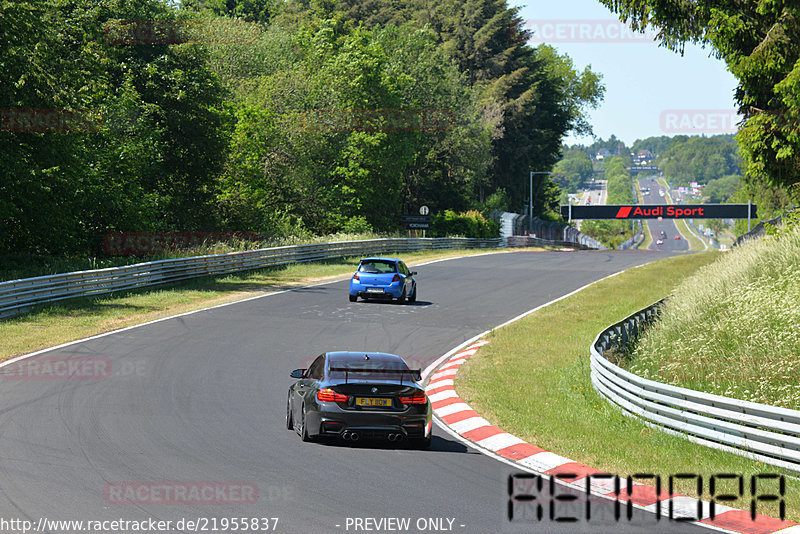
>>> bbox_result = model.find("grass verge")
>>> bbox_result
[630,225,800,409]
[675,218,707,252]
[638,220,653,250]
[0,247,520,363]
[456,251,800,521]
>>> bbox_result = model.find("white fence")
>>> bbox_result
[590,300,800,474]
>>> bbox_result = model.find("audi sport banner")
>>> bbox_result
[560,204,757,220]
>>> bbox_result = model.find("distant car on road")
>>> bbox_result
[349,257,416,303]
[287,352,432,447]
[656,239,663,246]
[660,230,667,239]
[674,235,681,240]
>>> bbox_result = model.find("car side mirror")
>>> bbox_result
[290,369,305,379]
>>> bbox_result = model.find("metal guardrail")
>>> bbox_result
[0,238,507,319]
[734,214,784,247]
[590,299,800,474]
[525,217,605,250]
[505,235,599,250]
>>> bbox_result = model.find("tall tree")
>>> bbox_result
[599,0,800,202]
[181,0,274,23]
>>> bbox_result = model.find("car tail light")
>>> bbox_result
[317,388,349,402]
[353,273,360,281]
[392,274,401,282]
[399,391,427,404]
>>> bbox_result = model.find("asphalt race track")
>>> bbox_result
[639,178,691,252]
[0,251,710,533]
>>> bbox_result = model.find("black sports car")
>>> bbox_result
[287,352,432,447]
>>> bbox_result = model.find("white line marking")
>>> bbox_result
[433,403,472,417]
[432,368,459,378]
[475,432,525,451]
[438,360,466,372]
[425,378,454,390]
[427,390,459,403]
[448,417,492,434]
[518,451,572,472]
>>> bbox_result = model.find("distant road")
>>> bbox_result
[575,179,607,230]
[639,177,690,252]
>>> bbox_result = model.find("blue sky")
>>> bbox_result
[511,0,740,146]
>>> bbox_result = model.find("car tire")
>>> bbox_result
[349,294,357,302]
[408,284,416,303]
[298,403,313,442]
[286,395,294,431]
[396,288,406,304]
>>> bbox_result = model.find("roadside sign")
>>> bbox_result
[419,205,429,216]
[560,204,757,220]
[402,214,430,229]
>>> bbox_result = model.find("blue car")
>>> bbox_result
[349,257,417,303]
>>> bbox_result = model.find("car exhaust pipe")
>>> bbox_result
[388,433,405,442]
[349,432,360,441]
[342,432,351,440]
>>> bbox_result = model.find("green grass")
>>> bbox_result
[638,220,653,250]
[629,225,800,409]
[456,251,800,521]
[675,218,707,252]
[0,247,516,363]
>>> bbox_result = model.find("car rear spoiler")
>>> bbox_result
[328,367,422,384]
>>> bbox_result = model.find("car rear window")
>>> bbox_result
[358,261,397,274]
[328,359,418,380]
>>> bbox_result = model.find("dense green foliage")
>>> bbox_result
[579,155,637,248]
[599,0,800,205]
[429,210,499,238]
[703,174,741,203]
[656,135,741,184]
[631,135,683,157]
[575,134,629,159]
[1,0,230,254]
[552,147,594,193]
[1,0,603,256]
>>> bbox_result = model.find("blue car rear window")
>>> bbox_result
[358,261,397,274]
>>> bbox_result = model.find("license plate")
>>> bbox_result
[356,397,392,407]
[366,288,384,293]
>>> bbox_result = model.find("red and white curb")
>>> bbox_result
[426,340,800,534]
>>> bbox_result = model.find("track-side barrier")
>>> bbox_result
[590,299,800,474]
[1,235,601,319]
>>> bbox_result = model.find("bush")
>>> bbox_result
[341,216,374,234]
[430,210,499,238]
